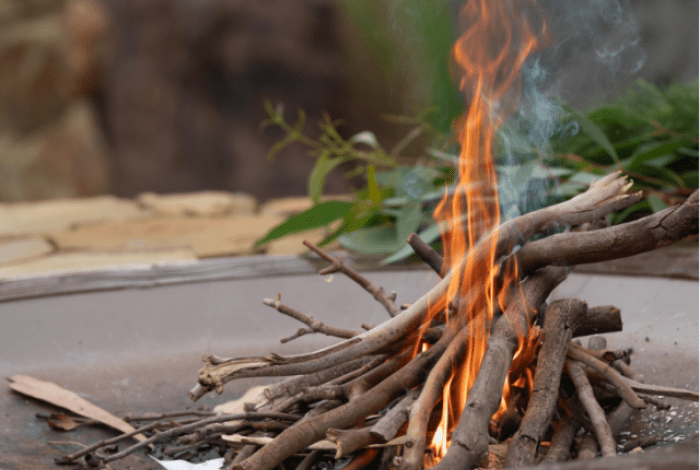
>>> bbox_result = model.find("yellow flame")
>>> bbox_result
[425,0,548,460]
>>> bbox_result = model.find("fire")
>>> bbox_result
[424,0,547,460]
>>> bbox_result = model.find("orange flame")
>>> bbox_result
[425,0,548,459]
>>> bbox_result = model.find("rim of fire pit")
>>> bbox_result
[0,239,695,304]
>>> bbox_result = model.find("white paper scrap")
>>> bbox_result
[150,456,225,470]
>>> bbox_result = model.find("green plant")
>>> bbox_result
[256,79,698,264]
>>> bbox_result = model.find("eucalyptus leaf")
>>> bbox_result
[564,104,620,164]
[338,226,402,254]
[623,139,688,171]
[647,194,668,213]
[396,204,424,242]
[308,153,348,203]
[381,222,443,265]
[367,165,382,206]
[255,201,353,247]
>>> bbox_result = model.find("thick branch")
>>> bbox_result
[572,306,622,338]
[517,190,698,273]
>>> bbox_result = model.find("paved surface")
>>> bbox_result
[1,262,697,469]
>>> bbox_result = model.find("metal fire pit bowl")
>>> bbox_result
[0,251,697,469]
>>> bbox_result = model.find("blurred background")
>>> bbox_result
[0,0,697,203]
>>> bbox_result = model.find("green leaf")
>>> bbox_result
[396,204,423,242]
[308,152,348,203]
[255,201,353,247]
[622,139,688,171]
[564,104,620,165]
[367,165,382,206]
[611,200,650,225]
[647,194,668,213]
[338,226,402,254]
[380,222,442,265]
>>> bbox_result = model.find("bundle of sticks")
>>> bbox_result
[56,174,698,470]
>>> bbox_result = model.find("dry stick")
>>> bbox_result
[57,412,298,464]
[566,359,617,457]
[617,377,699,401]
[620,435,658,452]
[370,389,420,442]
[123,410,216,422]
[303,240,401,318]
[576,336,612,460]
[516,189,699,274]
[234,323,458,470]
[407,233,445,276]
[97,413,301,464]
[567,344,647,409]
[541,416,578,463]
[327,426,381,458]
[572,306,622,338]
[295,450,319,470]
[505,299,588,468]
[263,294,362,342]
[428,266,569,470]
[193,174,639,399]
[258,356,377,410]
[341,448,380,470]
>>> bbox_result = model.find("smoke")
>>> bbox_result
[496,0,646,221]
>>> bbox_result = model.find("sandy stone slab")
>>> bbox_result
[0,236,53,264]
[265,229,328,255]
[0,195,150,236]
[50,214,286,258]
[0,248,197,280]
[137,191,257,217]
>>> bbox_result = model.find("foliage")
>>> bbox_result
[256,79,698,264]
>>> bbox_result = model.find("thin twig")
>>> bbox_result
[123,410,216,422]
[568,343,647,409]
[303,240,400,317]
[407,233,444,276]
[264,294,362,343]
[566,359,617,457]
[58,412,301,464]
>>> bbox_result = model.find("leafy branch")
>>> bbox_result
[257,79,698,263]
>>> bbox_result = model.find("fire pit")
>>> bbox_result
[3,0,698,468]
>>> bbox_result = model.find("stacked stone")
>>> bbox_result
[0,0,110,201]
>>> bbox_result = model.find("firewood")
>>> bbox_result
[505,299,587,467]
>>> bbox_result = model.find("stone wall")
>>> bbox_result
[0,0,110,201]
